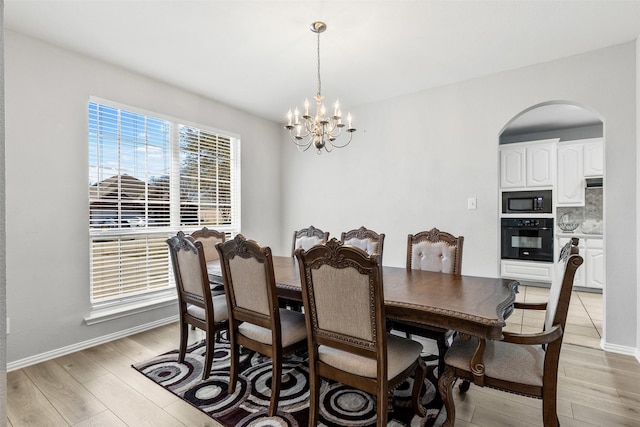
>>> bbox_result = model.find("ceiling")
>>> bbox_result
[6,1,640,127]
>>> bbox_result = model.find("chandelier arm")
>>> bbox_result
[287,129,311,140]
[290,139,312,148]
[326,120,338,136]
[327,131,354,149]
[288,132,314,148]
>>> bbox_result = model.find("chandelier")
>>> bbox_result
[285,22,356,154]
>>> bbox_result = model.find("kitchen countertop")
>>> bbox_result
[556,231,602,238]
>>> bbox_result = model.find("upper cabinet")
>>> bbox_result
[500,139,557,189]
[557,143,584,206]
[583,139,604,177]
[500,145,526,188]
[557,138,603,207]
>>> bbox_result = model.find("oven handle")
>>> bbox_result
[503,227,553,230]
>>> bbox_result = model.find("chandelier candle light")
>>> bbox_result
[285,21,356,154]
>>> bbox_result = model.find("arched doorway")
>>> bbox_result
[499,101,605,349]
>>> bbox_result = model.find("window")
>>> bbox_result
[88,99,240,306]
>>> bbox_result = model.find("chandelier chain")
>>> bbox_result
[316,31,321,96]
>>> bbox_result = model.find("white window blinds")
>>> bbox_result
[88,100,240,304]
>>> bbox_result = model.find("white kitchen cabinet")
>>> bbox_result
[557,236,603,290]
[558,237,586,288]
[500,145,526,188]
[500,259,554,283]
[500,139,557,189]
[557,143,585,206]
[585,238,604,289]
[583,139,604,177]
[526,142,556,187]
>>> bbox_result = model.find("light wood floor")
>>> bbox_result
[505,285,604,349]
[7,298,639,426]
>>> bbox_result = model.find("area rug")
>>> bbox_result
[133,336,445,426]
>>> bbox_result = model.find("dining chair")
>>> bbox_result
[166,231,229,380]
[439,238,583,427]
[340,226,385,258]
[291,225,329,256]
[392,227,464,374]
[215,234,307,417]
[190,226,226,291]
[190,226,226,263]
[295,238,426,426]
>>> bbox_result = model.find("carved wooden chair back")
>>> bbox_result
[295,238,426,426]
[291,225,330,256]
[340,226,385,257]
[215,234,307,416]
[406,228,464,274]
[166,231,228,380]
[190,227,226,263]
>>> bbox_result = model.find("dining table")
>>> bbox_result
[207,255,519,425]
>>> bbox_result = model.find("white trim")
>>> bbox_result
[601,339,638,356]
[84,293,177,325]
[7,316,178,372]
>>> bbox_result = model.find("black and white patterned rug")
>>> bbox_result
[133,336,445,426]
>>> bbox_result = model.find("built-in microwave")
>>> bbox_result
[502,190,552,214]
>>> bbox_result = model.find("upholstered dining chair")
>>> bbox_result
[166,231,229,380]
[215,234,307,417]
[439,238,583,427]
[190,227,226,290]
[189,227,226,330]
[392,228,464,374]
[340,226,385,258]
[190,226,226,263]
[291,225,329,256]
[295,238,426,426]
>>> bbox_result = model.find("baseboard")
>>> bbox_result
[7,315,178,371]
[601,339,638,357]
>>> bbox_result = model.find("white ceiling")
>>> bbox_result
[6,1,640,127]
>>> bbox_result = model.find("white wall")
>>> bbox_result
[637,36,640,362]
[282,42,638,351]
[1,0,8,420]
[5,31,283,363]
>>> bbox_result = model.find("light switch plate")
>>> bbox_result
[467,197,477,210]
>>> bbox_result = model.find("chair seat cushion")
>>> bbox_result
[238,308,306,347]
[318,333,423,379]
[445,336,545,387]
[186,294,228,323]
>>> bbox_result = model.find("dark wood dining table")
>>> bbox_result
[207,255,519,425]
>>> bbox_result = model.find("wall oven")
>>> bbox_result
[502,190,552,214]
[501,218,554,262]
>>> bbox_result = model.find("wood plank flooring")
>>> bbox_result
[6,289,638,426]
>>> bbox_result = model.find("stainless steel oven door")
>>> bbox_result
[501,218,554,262]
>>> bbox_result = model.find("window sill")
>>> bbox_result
[84,292,178,325]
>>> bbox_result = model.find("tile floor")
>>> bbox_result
[504,284,603,349]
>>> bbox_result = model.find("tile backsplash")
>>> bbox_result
[557,187,603,234]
